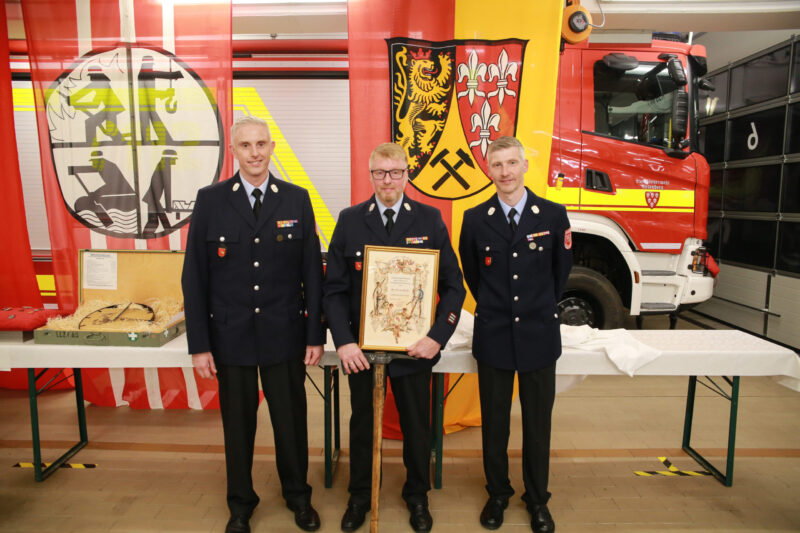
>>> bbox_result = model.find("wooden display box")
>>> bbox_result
[34,250,185,347]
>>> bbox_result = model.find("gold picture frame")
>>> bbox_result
[359,245,440,352]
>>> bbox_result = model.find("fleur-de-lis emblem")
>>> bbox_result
[487,49,518,105]
[456,49,488,105]
[469,100,500,157]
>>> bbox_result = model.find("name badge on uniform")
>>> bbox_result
[277,219,298,228]
[218,243,227,258]
[405,236,428,245]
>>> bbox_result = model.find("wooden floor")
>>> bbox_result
[2,315,799,532]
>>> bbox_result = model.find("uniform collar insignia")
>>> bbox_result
[404,202,411,212]
[270,183,278,194]
[369,203,376,212]
[531,204,540,215]
[232,182,240,192]
[487,206,496,216]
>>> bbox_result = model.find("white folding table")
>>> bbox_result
[2,330,798,487]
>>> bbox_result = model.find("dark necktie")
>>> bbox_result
[252,188,262,219]
[384,208,395,235]
[508,207,518,234]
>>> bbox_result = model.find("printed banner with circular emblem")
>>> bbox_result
[47,46,224,240]
[23,0,232,409]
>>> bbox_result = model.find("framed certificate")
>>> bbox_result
[359,245,440,352]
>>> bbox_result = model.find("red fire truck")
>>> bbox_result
[550,37,717,328]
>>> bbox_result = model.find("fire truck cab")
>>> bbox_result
[549,38,717,328]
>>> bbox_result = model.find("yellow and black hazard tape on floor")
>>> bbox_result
[14,462,96,469]
[634,457,710,477]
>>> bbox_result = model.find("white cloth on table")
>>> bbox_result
[445,314,663,377]
[561,325,662,377]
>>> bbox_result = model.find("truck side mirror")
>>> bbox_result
[658,53,688,87]
[602,52,639,72]
[663,89,691,159]
[699,78,715,91]
[667,57,687,86]
[671,90,688,140]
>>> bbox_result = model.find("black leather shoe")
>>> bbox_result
[529,504,555,533]
[288,502,321,532]
[408,503,433,532]
[480,497,508,530]
[225,515,250,533]
[341,502,369,532]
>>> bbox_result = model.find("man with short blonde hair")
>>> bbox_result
[368,141,407,167]
[230,114,269,141]
[324,142,465,533]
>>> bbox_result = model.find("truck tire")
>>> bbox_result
[558,266,625,329]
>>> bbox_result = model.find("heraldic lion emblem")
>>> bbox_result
[392,46,453,170]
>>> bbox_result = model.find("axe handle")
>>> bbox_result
[370,363,386,533]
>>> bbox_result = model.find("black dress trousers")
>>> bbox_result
[346,366,433,507]
[478,360,556,506]
[217,358,312,517]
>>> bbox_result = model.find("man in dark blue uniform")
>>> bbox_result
[459,136,572,533]
[182,116,324,533]
[323,143,465,533]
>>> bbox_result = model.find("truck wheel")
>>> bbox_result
[558,266,625,329]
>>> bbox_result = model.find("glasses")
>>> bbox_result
[370,168,407,180]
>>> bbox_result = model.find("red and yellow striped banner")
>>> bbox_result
[348,0,564,434]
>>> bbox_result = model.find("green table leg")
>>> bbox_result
[682,375,739,486]
[324,366,333,488]
[724,376,740,486]
[323,366,340,488]
[431,373,445,489]
[681,376,697,449]
[27,368,43,482]
[334,367,340,461]
[27,368,88,482]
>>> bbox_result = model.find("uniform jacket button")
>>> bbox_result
[254,237,260,244]
[513,274,519,280]
[514,317,520,322]
[253,261,260,267]
[512,252,518,258]
[255,307,261,314]
[254,285,260,291]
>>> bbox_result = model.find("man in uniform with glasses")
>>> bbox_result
[323,142,465,533]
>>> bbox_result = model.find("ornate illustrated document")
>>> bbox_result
[359,245,439,352]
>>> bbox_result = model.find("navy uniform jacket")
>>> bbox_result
[459,188,572,372]
[182,172,325,366]
[323,195,466,378]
